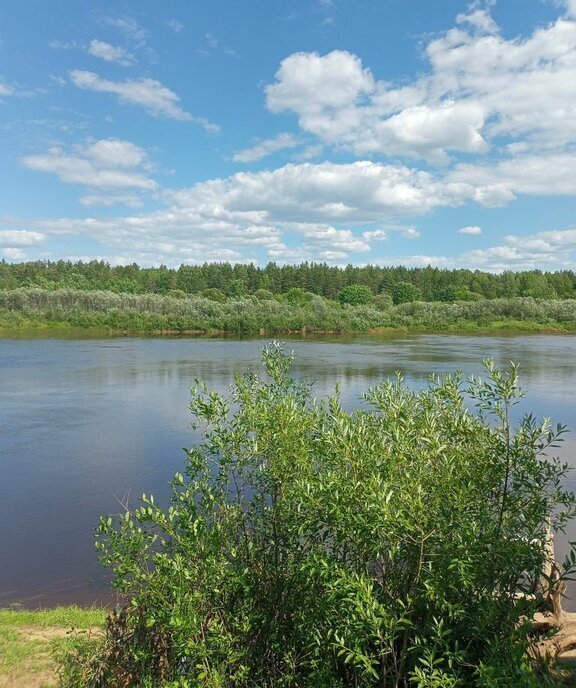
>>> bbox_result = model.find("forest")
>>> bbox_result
[2,260,576,334]
[1,259,575,301]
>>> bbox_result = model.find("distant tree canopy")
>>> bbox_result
[1,259,575,302]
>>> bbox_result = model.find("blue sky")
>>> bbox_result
[1,0,576,271]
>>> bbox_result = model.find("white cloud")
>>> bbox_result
[233,133,299,163]
[49,40,81,50]
[166,19,184,33]
[0,230,46,247]
[167,160,454,224]
[84,139,150,169]
[197,32,237,57]
[458,225,482,235]
[69,70,194,121]
[98,16,148,48]
[3,161,457,265]
[372,227,576,272]
[363,229,388,241]
[447,152,576,205]
[2,248,26,260]
[563,0,576,18]
[88,40,135,66]
[362,225,420,241]
[80,193,144,208]
[462,228,576,270]
[266,51,374,139]
[456,7,499,34]
[21,139,157,196]
[401,227,420,239]
[263,9,576,162]
[0,81,15,97]
[294,144,324,161]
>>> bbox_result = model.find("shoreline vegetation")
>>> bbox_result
[0,607,105,688]
[2,288,576,336]
[2,260,576,335]
[57,347,576,685]
[3,347,576,685]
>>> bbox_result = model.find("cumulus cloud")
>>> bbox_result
[461,228,576,270]
[167,160,455,224]
[263,8,576,162]
[447,152,576,206]
[562,0,576,18]
[362,226,420,241]
[2,161,458,265]
[456,7,499,34]
[372,227,576,272]
[88,40,135,66]
[458,225,482,235]
[21,139,158,201]
[233,133,299,163]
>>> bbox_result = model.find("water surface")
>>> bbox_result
[1,334,575,607]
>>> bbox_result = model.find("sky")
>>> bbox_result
[1,0,576,271]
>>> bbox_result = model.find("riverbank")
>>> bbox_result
[0,607,105,688]
[2,288,576,336]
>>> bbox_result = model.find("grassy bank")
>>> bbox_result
[2,288,576,335]
[0,607,105,688]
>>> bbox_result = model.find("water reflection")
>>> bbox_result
[1,334,575,608]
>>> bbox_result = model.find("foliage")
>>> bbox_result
[285,287,315,306]
[2,289,576,334]
[85,345,576,687]
[226,279,246,298]
[202,288,227,303]
[434,285,482,302]
[253,288,274,301]
[372,292,393,311]
[393,281,423,305]
[1,259,575,302]
[338,284,373,306]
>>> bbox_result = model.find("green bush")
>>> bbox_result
[392,281,422,305]
[83,346,576,687]
[372,292,393,311]
[285,287,315,306]
[253,288,274,301]
[338,284,373,306]
[202,288,227,303]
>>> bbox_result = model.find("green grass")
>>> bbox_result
[0,607,106,687]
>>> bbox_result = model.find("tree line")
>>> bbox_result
[1,259,575,303]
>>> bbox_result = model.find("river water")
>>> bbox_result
[1,333,575,608]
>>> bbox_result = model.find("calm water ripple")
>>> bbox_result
[1,334,575,608]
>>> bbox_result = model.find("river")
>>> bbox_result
[1,333,575,608]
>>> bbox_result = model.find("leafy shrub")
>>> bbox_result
[393,281,422,304]
[285,287,315,306]
[84,345,576,687]
[372,292,393,311]
[202,288,227,303]
[253,288,274,301]
[338,284,373,306]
